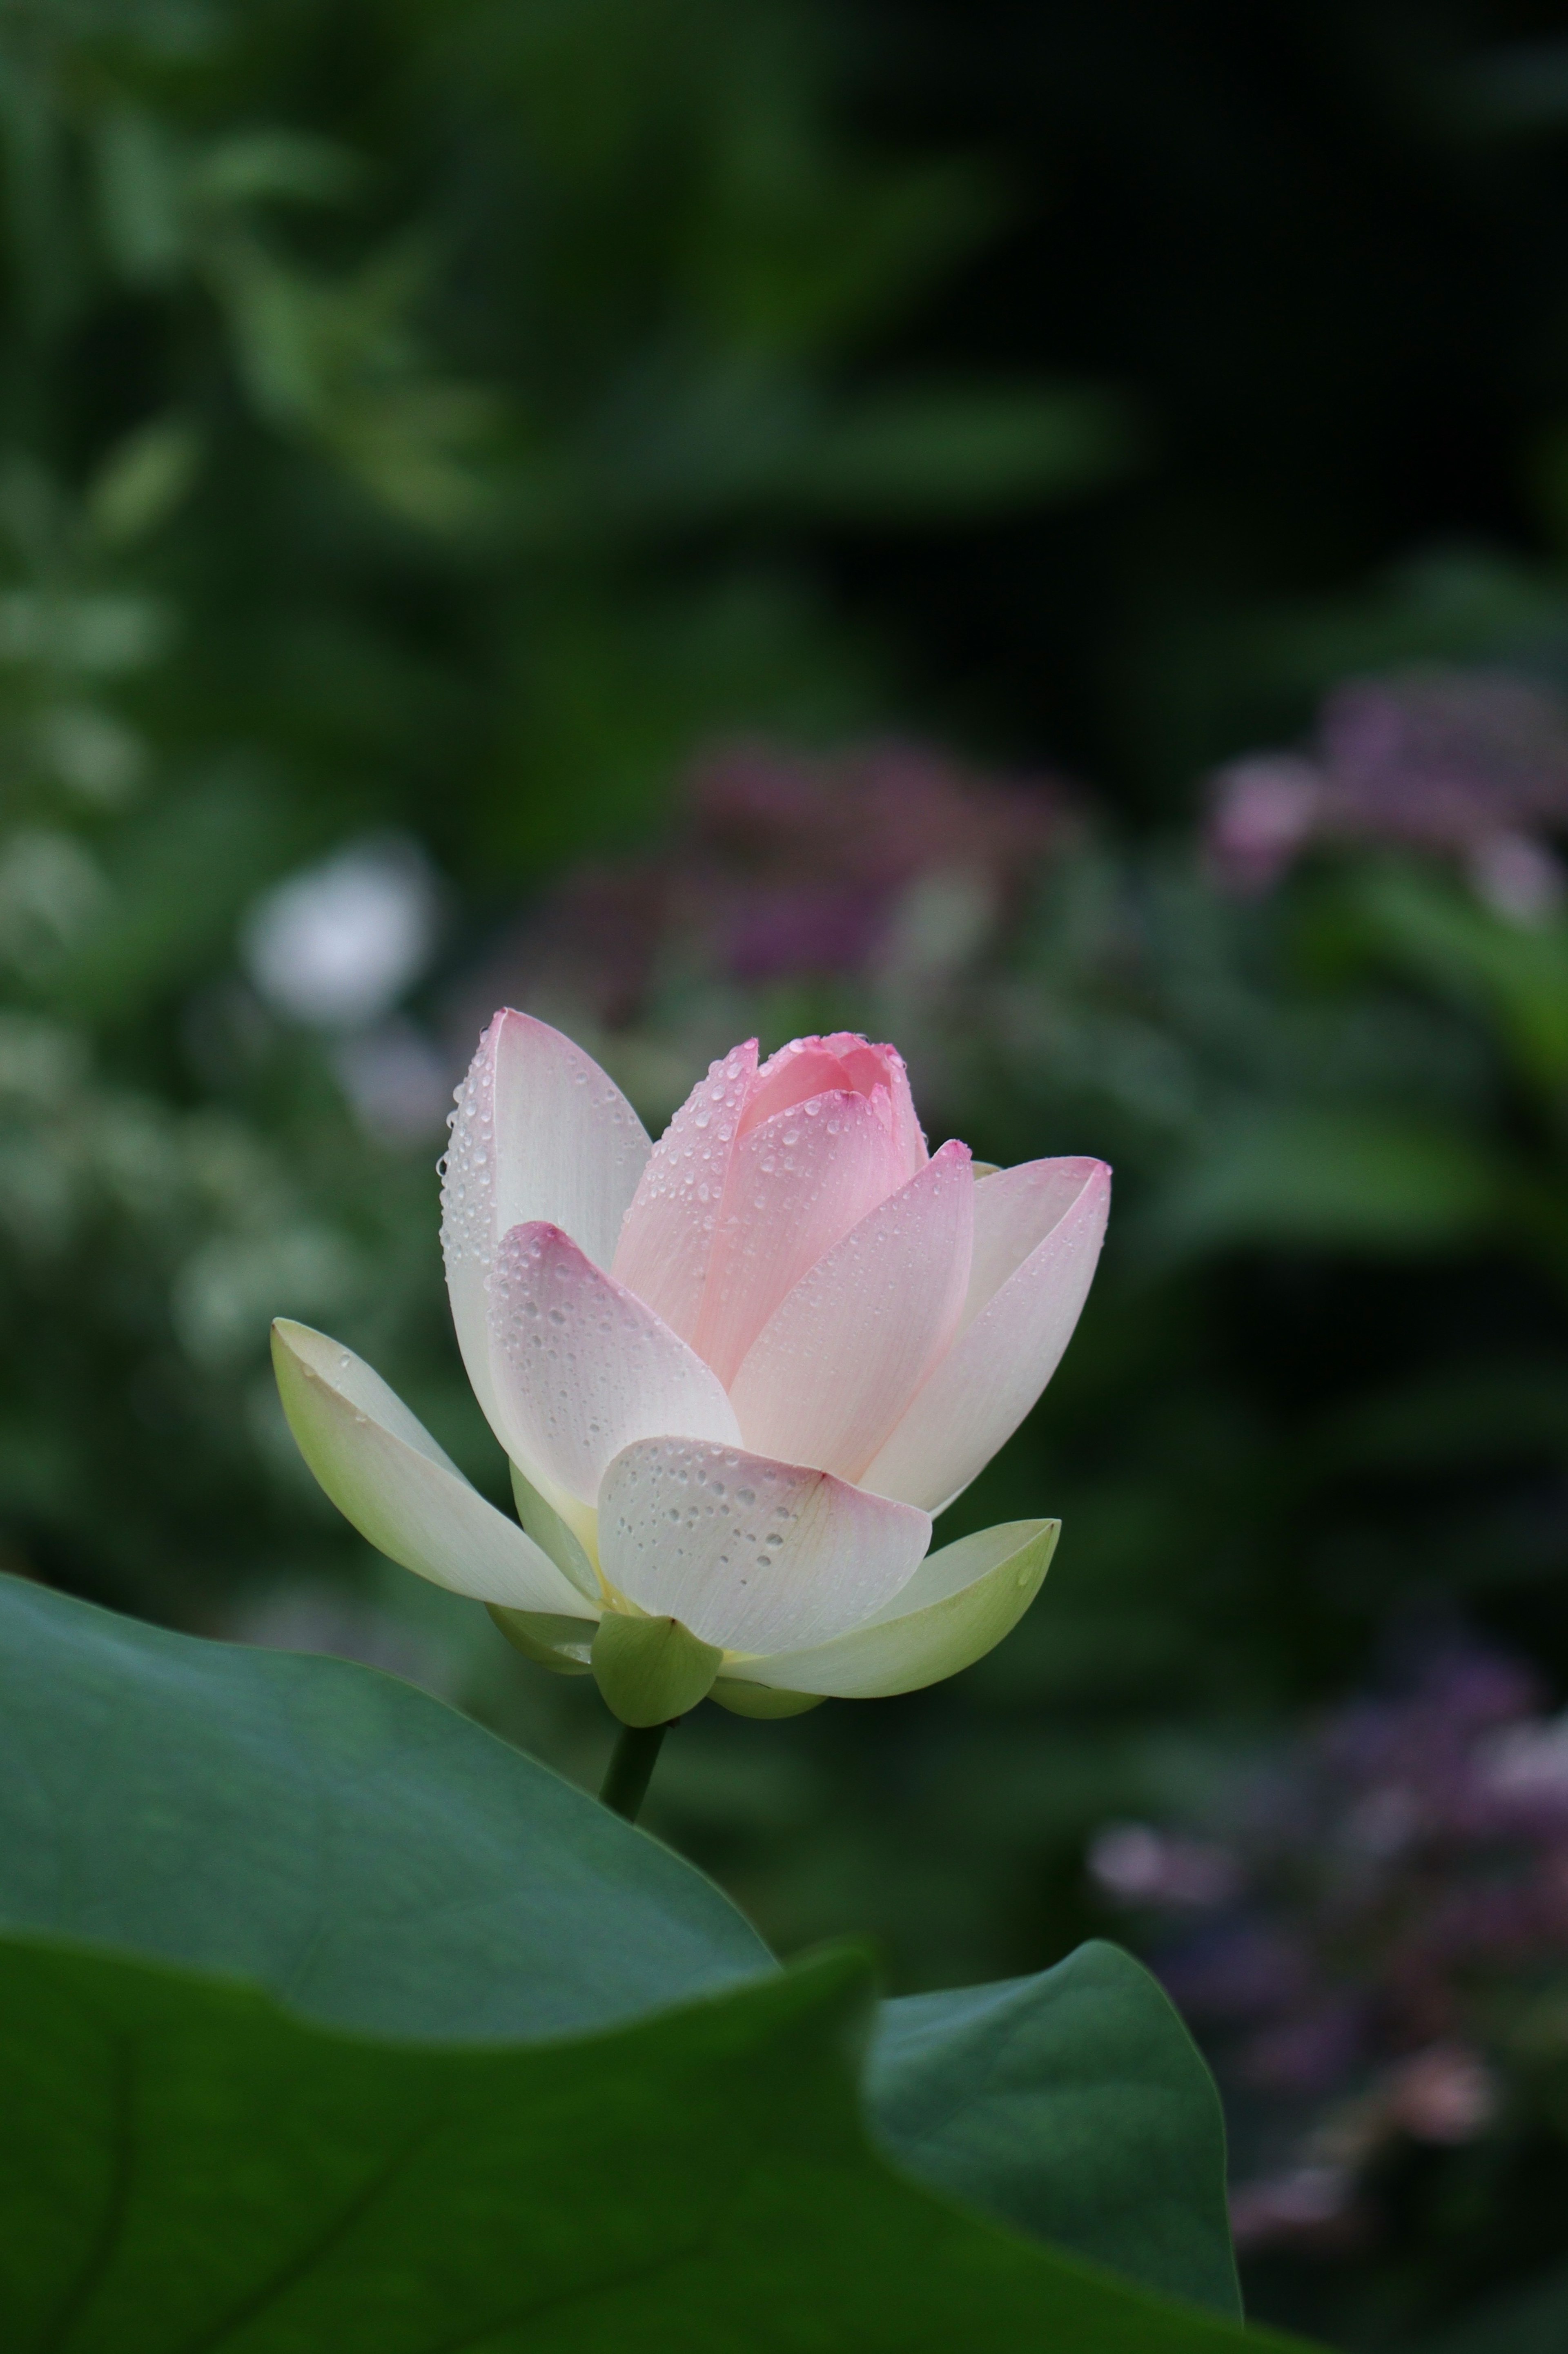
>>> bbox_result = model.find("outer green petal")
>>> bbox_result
[272,1320,594,1618]
[488,1606,598,1675]
[509,1461,600,1601]
[720,1519,1058,1699]
[592,1613,723,1727]
[709,1681,826,1718]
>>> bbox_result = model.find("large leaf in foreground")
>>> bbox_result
[0,1575,1245,2317]
[870,1944,1240,2319]
[0,1933,1312,2353]
[0,1573,769,2038]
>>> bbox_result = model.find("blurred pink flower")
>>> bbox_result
[476,737,1071,1029]
[1207,670,1568,916]
[686,737,1067,982]
[1385,2043,1497,2145]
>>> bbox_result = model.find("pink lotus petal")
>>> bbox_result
[691,1087,912,1384]
[488,1222,739,1507]
[735,1036,860,1136]
[441,1011,649,1441]
[961,1157,1109,1331]
[727,1139,975,1479]
[862,1159,1110,1512]
[825,1035,927,1174]
[612,1031,927,1361]
[599,1435,930,1653]
[737,1033,927,1178]
[610,1039,759,1345]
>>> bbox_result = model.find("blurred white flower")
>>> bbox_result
[243,836,438,1030]
[1466,829,1566,925]
[1228,2164,1353,2248]
[1479,1707,1568,1799]
[1088,1820,1238,1906]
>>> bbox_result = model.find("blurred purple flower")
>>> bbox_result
[474,736,1070,1029]
[1158,1919,1319,2022]
[1207,670,1568,918]
[686,737,1066,982]
[1090,1637,1568,2251]
[1242,1998,1370,2099]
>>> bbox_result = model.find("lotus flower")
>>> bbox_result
[273,1016,1109,1725]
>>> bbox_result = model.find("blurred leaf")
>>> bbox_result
[0,1932,1308,2352]
[1353,863,1568,1094]
[93,105,186,286]
[695,143,1006,357]
[485,573,876,870]
[0,587,170,677]
[1460,42,1568,134]
[869,1942,1241,2318]
[1314,1364,1568,1476]
[87,416,203,548]
[780,381,1138,519]
[41,768,296,1019]
[1227,552,1568,711]
[0,1572,771,2039]
[192,129,366,210]
[207,236,502,527]
[1154,1104,1502,1254]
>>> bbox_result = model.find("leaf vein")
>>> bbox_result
[171,2112,443,2354]
[40,2027,136,2354]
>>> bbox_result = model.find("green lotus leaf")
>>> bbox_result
[0,1931,1309,2353]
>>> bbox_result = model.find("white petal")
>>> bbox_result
[271,1321,590,1614]
[861,1160,1110,1512]
[441,1011,649,1437]
[726,1140,974,1479]
[721,1518,1057,1696]
[597,1435,930,1655]
[487,1223,740,1507]
[610,1039,759,1345]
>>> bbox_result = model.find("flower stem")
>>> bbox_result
[599,1720,672,1823]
